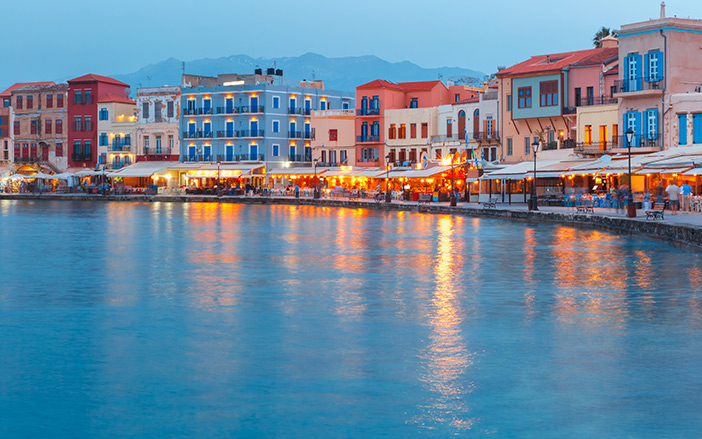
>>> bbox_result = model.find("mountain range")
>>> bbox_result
[112,53,486,93]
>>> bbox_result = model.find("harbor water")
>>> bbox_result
[0,200,701,438]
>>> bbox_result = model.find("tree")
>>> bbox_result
[593,27,618,48]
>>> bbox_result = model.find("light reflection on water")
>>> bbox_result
[0,200,701,437]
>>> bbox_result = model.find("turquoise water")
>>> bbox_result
[0,200,701,438]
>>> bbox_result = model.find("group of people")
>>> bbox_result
[660,180,694,215]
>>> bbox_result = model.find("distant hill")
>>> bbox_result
[112,53,486,94]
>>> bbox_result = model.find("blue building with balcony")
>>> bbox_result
[179,70,354,168]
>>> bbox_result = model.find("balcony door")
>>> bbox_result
[599,125,607,151]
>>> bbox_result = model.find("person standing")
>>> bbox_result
[666,181,680,215]
[680,180,692,213]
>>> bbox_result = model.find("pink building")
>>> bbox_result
[310,109,355,166]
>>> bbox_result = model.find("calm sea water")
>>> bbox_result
[0,200,701,438]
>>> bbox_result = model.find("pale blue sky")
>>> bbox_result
[3,0,702,89]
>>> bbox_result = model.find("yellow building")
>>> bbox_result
[97,95,137,170]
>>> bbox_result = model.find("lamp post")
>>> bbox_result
[101,164,106,196]
[385,154,392,203]
[530,140,540,210]
[313,158,319,199]
[216,160,221,197]
[625,128,635,217]
[450,152,457,206]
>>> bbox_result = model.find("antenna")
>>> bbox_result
[312,70,316,81]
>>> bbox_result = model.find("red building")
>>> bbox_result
[355,79,479,167]
[67,74,130,169]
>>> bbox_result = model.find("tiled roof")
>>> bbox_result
[571,48,619,67]
[97,93,136,105]
[68,74,129,87]
[0,81,55,97]
[357,79,405,91]
[397,80,444,91]
[13,83,68,93]
[497,48,603,76]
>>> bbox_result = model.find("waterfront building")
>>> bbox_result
[309,109,355,166]
[10,82,69,173]
[617,4,702,152]
[497,41,619,162]
[355,79,479,168]
[135,86,180,162]
[67,74,131,169]
[179,70,354,169]
[96,95,137,170]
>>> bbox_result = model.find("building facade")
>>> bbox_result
[179,71,354,169]
[310,109,356,166]
[10,82,69,172]
[136,86,180,162]
[67,74,131,169]
[96,95,137,170]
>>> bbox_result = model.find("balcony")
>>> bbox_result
[574,142,616,155]
[217,130,237,138]
[72,153,92,161]
[430,134,459,143]
[574,95,617,107]
[289,154,312,163]
[143,147,172,156]
[215,107,238,115]
[238,106,264,114]
[563,106,577,115]
[110,145,131,152]
[356,135,380,143]
[14,156,43,163]
[182,108,213,116]
[288,107,304,115]
[615,78,663,96]
[356,108,380,116]
[234,154,265,161]
[289,131,314,140]
[238,129,264,138]
[471,131,501,141]
[182,130,213,139]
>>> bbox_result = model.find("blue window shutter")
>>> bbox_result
[634,54,642,90]
[657,51,664,80]
[651,108,658,140]
[679,114,688,145]
[644,53,650,82]
[693,114,702,144]
[634,111,641,147]
[623,56,630,91]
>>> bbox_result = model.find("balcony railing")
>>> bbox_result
[288,107,304,115]
[356,135,380,143]
[472,131,501,141]
[563,106,577,115]
[182,130,213,139]
[356,108,380,116]
[614,134,661,149]
[616,78,663,93]
[110,145,131,152]
[575,95,617,106]
[216,107,238,115]
[217,130,237,138]
[182,108,213,116]
[430,134,458,142]
[289,154,312,162]
[238,105,264,114]
[72,153,92,161]
[143,147,172,155]
[238,129,264,138]
[14,156,43,163]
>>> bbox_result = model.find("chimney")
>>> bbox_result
[660,1,666,19]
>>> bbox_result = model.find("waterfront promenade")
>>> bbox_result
[3,192,702,247]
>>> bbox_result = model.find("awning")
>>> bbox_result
[319,167,359,178]
[635,167,692,175]
[107,161,177,178]
[268,168,327,177]
[684,168,702,176]
[353,168,385,178]
[74,169,103,177]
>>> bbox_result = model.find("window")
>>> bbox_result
[342,101,349,110]
[321,150,327,163]
[31,120,37,134]
[84,90,92,104]
[84,116,92,131]
[13,121,19,135]
[99,133,107,146]
[49,95,55,108]
[56,142,63,157]
[575,88,582,106]
[646,108,658,140]
[454,94,460,103]
[273,144,279,156]
[410,123,417,138]
[340,150,347,164]
[399,124,406,139]
[156,135,162,153]
[273,120,280,133]
[154,100,162,122]
[320,101,327,110]
[446,119,452,138]
[646,51,663,82]
[74,90,82,105]
[625,53,641,91]
[389,124,396,139]
[679,114,688,145]
[421,123,428,138]
[518,87,532,108]
[45,120,52,134]
[539,81,558,107]
[99,108,108,120]
[168,135,174,151]
[329,129,337,141]
[410,98,418,108]
[3,98,9,107]
[167,101,174,118]
[84,140,91,154]
[144,136,150,151]
[27,96,33,109]
[74,117,82,131]
[57,94,64,108]
[73,140,82,155]
[586,86,594,105]
[507,137,513,156]
[585,125,592,144]
[55,119,62,134]
[273,96,280,109]
[524,137,531,155]
[16,96,22,109]
[507,95,512,112]
[142,102,149,119]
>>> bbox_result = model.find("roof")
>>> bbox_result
[397,80,445,91]
[0,81,55,97]
[571,48,619,68]
[13,83,68,93]
[97,93,136,105]
[496,48,604,77]
[68,74,129,87]
[357,79,405,92]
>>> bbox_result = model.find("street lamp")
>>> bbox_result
[216,160,221,197]
[625,128,635,217]
[529,140,540,211]
[313,158,319,199]
[101,164,106,196]
[385,154,392,203]
[450,152,457,206]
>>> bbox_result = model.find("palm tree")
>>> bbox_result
[593,27,618,48]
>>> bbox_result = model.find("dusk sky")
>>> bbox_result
[3,0,702,89]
